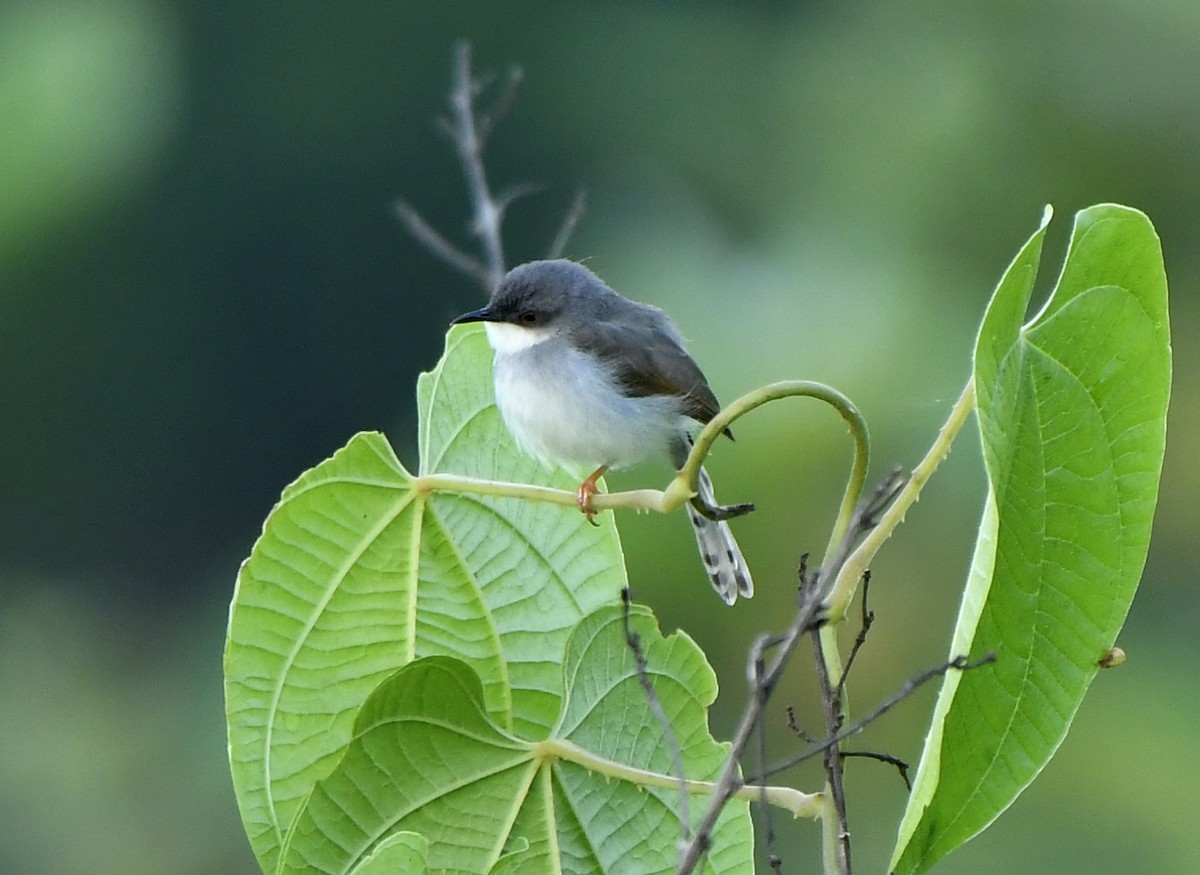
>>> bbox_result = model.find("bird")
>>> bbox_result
[451,259,753,604]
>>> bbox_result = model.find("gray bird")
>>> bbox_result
[452,259,753,604]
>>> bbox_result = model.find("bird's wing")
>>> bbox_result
[569,316,723,426]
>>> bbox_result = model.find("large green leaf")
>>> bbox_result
[225,326,627,873]
[891,204,1170,873]
[278,605,751,874]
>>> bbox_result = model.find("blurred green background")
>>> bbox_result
[2,1,1195,872]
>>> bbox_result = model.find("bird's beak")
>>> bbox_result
[451,305,497,325]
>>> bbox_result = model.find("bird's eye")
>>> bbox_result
[518,311,539,326]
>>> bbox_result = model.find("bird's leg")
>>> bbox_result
[576,465,609,526]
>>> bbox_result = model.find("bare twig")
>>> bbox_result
[676,627,804,874]
[785,705,816,744]
[621,588,691,847]
[393,199,491,287]
[548,188,589,259]
[398,41,509,293]
[675,475,895,874]
[753,645,781,872]
[476,65,524,147]
[804,473,905,872]
[842,750,911,791]
[447,41,507,288]
[399,43,591,296]
[790,687,912,791]
[495,180,544,214]
[753,653,997,781]
[837,572,874,699]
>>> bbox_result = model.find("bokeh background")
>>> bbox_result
[3,1,1195,873]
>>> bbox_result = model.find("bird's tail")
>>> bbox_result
[687,465,754,604]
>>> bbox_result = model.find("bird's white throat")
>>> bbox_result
[483,321,555,354]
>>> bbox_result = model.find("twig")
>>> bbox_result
[446,41,507,288]
[548,188,588,259]
[476,65,523,147]
[675,630,798,874]
[393,199,491,288]
[789,697,912,791]
[842,751,911,791]
[397,42,509,293]
[785,705,816,744]
[495,180,544,215]
[754,644,781,872]
[399,43,592,295]
[753,653,997,781]
[621,588,691,847]
[675,473,896,875]
[837,572,873,699]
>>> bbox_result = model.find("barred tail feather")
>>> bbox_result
[688,465,753,604]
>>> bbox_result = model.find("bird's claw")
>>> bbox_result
[576,466,607,527]
[576,483,600,526]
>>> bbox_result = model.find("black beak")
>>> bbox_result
[451,305,497,325]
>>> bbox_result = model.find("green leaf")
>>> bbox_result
[277,605,752,875]
[225,326,627,874]
[891,204,1171,873]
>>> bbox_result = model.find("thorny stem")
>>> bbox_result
[807,380,975,873]
[824,378,977,622]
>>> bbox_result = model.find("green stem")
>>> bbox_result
[413,472,669,513]
[824,377,977,623]
[819,778,843,874]
[534,738,824,819]
[417,381,871,543]
[810,378,975,873]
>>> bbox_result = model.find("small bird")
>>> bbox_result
[452,259,753,604]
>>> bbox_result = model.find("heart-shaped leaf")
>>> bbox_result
[226,327,629,873]
[891,205,1170,873]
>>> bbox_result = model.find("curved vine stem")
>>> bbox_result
[667,381,869,552]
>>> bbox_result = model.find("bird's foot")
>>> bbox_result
[690,495,756,522]
[576,465,608,527]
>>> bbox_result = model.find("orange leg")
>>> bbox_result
[576,465,609,526]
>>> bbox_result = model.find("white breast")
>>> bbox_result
[488,332,684,473]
